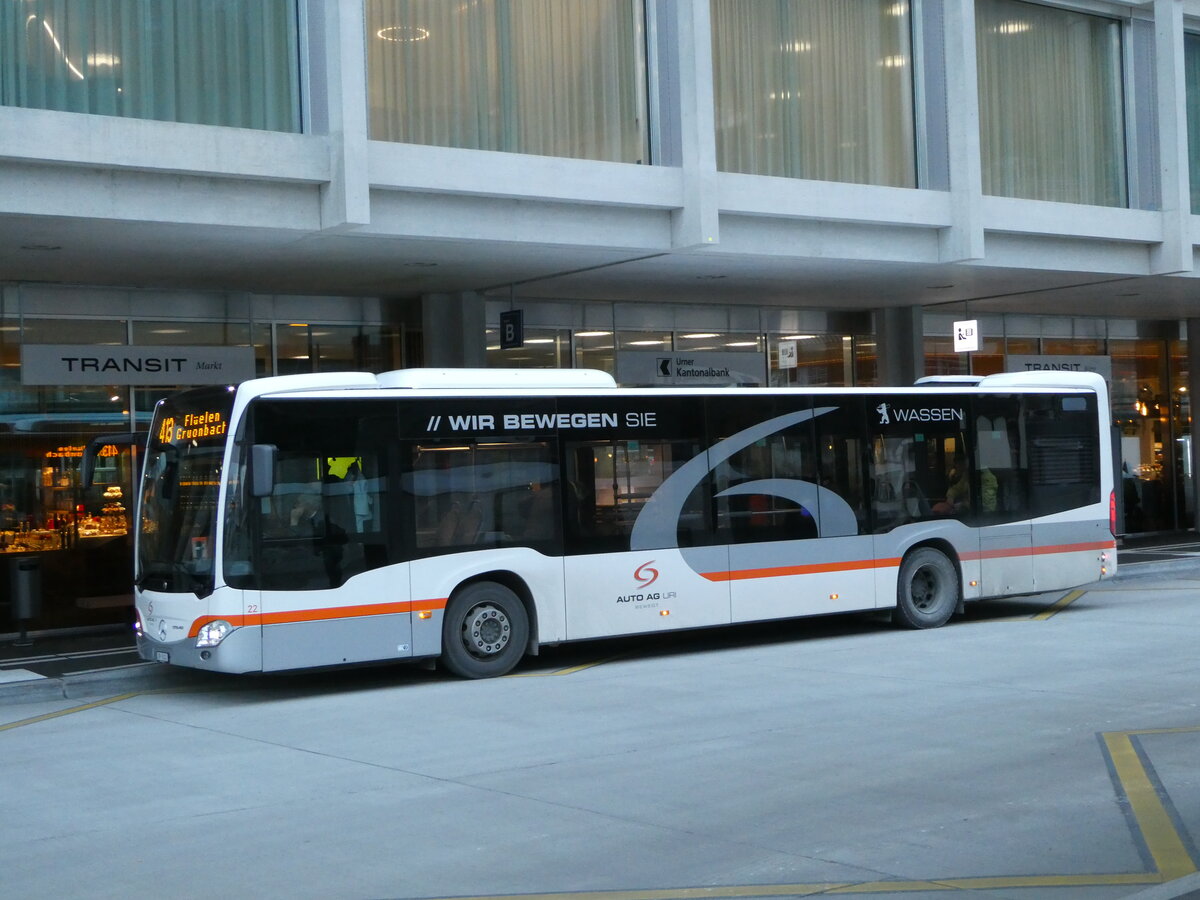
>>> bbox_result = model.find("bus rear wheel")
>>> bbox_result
[894,547,959,629]
[441,581,529,679]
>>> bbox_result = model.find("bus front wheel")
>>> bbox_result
[894,547,959,629]
[441,581,529,679]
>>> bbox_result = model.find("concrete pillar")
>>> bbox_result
[420,292,486,368]
[875,306,924,387]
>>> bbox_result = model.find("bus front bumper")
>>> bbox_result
[137,625,263,674]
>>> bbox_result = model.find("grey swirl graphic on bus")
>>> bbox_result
[630,407,858,575]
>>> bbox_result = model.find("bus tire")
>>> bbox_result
[441,581,529,679]
[894,547,959,629]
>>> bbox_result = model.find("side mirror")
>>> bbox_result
[82,432,145,487]
[250,444,277,497]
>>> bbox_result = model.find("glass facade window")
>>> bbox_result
[0,0,301,131]
[366,0,647,163]
[276,323,396,376]
[770,334,853,386]
[486,327,572,369]
[1185,33,1200,213]
[711,0,916,186]
[976,0,1126,207]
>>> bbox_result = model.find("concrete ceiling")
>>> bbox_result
[3,211,1199,322]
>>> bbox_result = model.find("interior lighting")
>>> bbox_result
[879,55,907,68]
[781,40,812,53]
[726,341,758,348]
[780,334,816,340]
[681,333,720,339]
[886,2,908,15]
[628,340,666,346]
[524,338,555,344]
[86,52,120,68]
[992,20,1031,35]
[377,25,430,42]
[575,331,612,338]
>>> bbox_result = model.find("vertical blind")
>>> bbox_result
[976,0,1125,207]
[0,0,300,131]
[366,0,647,163]
[710,0,916,187]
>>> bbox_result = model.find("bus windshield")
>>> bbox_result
[137,386,235,596]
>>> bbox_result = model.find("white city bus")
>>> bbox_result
[128,368,1115,678]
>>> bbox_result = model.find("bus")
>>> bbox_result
[126,368,1115,678]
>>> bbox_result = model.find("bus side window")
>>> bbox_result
[564,439,709,553]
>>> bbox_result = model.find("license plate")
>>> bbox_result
[155,651,170,663]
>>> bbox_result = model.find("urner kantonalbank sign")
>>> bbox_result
[21,345,257,386]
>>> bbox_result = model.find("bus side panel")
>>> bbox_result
[564,547,729,641]
[259,565,413,672]
[1031,515,1115,592]
[728,535,877,621]
[408,548,567,647]
[977,522,1034,598]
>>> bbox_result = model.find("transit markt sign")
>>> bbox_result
[21,344,257,386]
[617,351,765,386]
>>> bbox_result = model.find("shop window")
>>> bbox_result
[0,0,301,132]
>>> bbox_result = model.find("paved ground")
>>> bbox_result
[1,548,1198,900]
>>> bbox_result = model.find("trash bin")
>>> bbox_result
[10,556,42,622]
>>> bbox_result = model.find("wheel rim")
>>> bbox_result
[461,603,512,659]
[910,564,942,612]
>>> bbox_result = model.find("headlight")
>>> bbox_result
[133,610,144,638]
[196,620,234,648]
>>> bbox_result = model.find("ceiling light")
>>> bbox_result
[781,40,812,53]
[879,55,907,68]
[525,338,554,344]
[628,340,666,346]
[681,333,720,339]
[780,334,817,341]
[886,2,908,15]
[377,25,430,42]
[150,329,187,335]
[992,20,1031,35]
[575,331,612,338]
[87,52,120,68]
[726,341,758,348]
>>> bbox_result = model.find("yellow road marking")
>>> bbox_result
[1033,589,1086,620]
[509,656,623,678]
[1104,727,1200,880]
[0,692,139,732]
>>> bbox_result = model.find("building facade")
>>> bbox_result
[3,0,1200,631]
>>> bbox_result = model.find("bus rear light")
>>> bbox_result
[196,620,234,648]
[1109,490,1117,536]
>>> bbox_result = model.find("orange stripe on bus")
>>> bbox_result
[187,598,448,637]
[962,540,1115,561]
[702,558,903,583]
